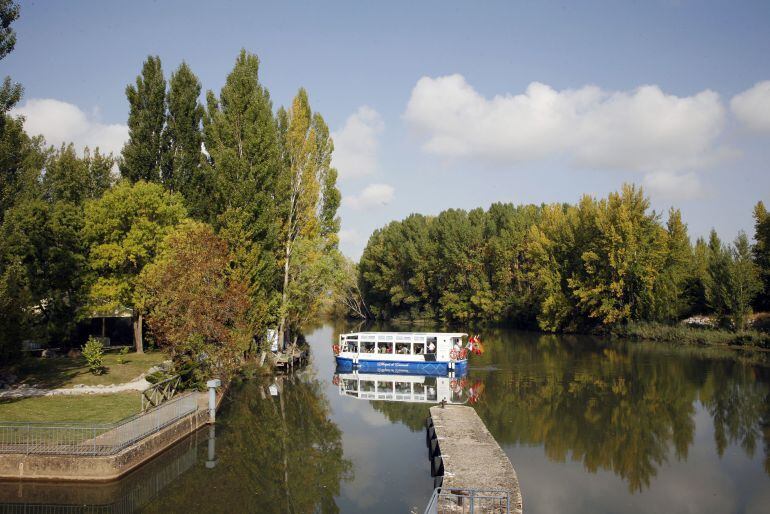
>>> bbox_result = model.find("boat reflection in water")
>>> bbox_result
[332,367,484,405]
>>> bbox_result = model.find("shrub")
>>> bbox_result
[116,346,129,364]
[82,336,105,375]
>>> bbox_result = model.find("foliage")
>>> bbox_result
[0,0,21,118]
[613,321,770,349]
[360,186,765,334]
[753,201,770,310]
[82,336,105,375]
[164,62,208,218]
[83,180,187,352]
[203,50,282,334]
[137,221,251,384]
[116,345,129,364]
[120,56,168,183]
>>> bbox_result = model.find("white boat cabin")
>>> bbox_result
[335,372,467,404]
[337,331,468,362]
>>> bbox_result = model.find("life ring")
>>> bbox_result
[459,348,468,359]
[332,344,341,355]
[450,379,458,388]
[449,349,459,360]
[332,375,340,386]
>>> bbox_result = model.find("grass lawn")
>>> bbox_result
[0,392,142,423]
[7,351,168,389]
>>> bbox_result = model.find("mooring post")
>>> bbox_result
[207,379,221,423]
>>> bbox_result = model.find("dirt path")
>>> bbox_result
[0,377,151,399]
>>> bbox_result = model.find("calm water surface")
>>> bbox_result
[3,322,770,513]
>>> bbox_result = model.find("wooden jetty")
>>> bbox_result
[427,405,523,513]
[272,345,308,372]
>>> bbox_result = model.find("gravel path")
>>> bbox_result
[0,377,151,399]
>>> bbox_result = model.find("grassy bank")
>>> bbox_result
[613,321,770,349]
[0,393,141,423]
[4,351,168,389]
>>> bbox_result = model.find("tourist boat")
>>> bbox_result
[332,371,484,405]
[333,331,470,375]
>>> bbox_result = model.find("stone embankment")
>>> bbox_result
[428,405,523,513]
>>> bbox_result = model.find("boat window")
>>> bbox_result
[377,342,393,354]
[414,383,426,396]
[413,343,425,354]
[413,336,425,342]
[346,335,358,340]
[360,341,375,353]
[360,380,375,393]
[376,380,394,391]
[395,334,411,341]
[395,342,411,354]
[344,340,358,352]
[395,382,411,394]
[343,379,358,391]
[426,385,438,401]
[426,337,437,353]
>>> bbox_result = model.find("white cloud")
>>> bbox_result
[643,171,704,200]
[331,106,384,179]
[404,74,726,176]
[730,80,770,132]
[11,98,128,156]
[343,183,394,210]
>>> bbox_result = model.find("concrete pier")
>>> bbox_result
[428,405,523,513]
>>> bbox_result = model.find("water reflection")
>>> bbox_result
[0,375,352,514]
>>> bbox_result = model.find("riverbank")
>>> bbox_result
[611,321,770,349]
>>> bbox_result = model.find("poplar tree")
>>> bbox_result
[203,50,282,330]
[752,201,770,310]
[120,56,168,183]
[727,232,762,330]
[274,89,341,344]
[165,62,208,218]
[0,0,21,120]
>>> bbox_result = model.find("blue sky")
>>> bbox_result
[6,0,770,258]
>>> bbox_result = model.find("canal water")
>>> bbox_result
[2,321,770,513]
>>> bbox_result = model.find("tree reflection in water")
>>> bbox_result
[144,375,352,514]
[356,327,770,494]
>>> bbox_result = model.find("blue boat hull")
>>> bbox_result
[335,356,467,376]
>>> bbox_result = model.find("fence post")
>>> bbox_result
[207,379,221,423]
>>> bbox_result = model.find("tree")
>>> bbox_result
[0,0,22,120]
[0,114,45,222]
[137,221,251,384]
[0,259,30,361]
[42,144,113,204]
[275,89,340,345]
[0,199,86,346]
[203,50,282,333]
[726,232,762,330]
[120,56,168,183]
[164,62,208,218]
[83,180,187,353]
[653,208,693,321]
[706,230,731,326]
[753,201,770,310]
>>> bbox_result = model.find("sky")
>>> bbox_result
[5,0,770,259]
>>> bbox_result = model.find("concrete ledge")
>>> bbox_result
[429,405,523,513]
[0,393,213,482]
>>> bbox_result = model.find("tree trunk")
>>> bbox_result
[277,238,292,352]
[133,312,144,354]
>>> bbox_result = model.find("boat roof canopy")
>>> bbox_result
[341,331,467,338]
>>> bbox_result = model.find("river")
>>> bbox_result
[3,321,770,513]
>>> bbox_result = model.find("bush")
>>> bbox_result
[115,346,130,364]
[613,321,770,349]
[82,336,105,375]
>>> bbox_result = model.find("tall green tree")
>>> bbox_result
[275,89,340,344]
[0,114,44,221]
[42,144,113,204]
[653,208,693,321]
[164,62,208,218]
[706,230,731,326]
[203,50,282,333]
[83,180,187,353]
[727,232,762,330]
[753,201,770,310]
[120,56,168,183]
[0,0,21,121]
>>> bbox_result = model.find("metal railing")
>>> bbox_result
[141,375,180,412]
[425,488,511,514]
[0,392,198,456]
